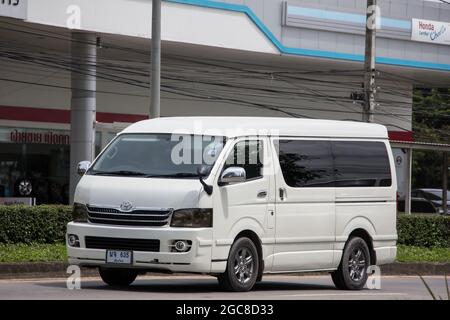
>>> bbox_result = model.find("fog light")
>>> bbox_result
[171,240,192,253]
[68,234,80,247]
[175,241,188,252]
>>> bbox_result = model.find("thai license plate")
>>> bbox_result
[106,250,132,264]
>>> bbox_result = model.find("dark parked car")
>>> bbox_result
[397,197,438,214]
[411,189,450,215]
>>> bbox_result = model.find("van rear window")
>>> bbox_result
[332,141,392,188]
[277,140,392,188]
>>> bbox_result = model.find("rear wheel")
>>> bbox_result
[331,236,370,290]
[217,237,259,292]
[99,268,138,287]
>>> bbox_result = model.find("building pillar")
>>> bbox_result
[69,32,97,204]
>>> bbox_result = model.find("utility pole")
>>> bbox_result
[150,0,161,118]
[362,0,377,123]
[443,152,448,215]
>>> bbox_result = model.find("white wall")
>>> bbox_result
[26,0,277,54]
[0,56,412,132]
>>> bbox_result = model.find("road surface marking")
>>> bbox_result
[281,292,406,297]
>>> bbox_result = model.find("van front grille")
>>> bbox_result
[86,205,172,227]
[85,236,160,252]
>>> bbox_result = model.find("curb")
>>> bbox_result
[0,262,97,279]
[0,262,449,280]
[380,262,450,275]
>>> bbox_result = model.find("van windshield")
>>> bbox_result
[88,133,225,178]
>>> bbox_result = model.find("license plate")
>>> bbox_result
[106,250,132,264]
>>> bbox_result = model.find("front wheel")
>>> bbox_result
[218,237,259,292]
[99,268,138,287]
[331,236,371,290]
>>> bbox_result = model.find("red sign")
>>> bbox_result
[10,129,70,145]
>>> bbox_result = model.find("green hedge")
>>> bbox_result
[397,214,450,248]
[0,205,449,248]
[0,205,72,244]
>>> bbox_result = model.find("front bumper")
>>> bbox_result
[66,222,213,273]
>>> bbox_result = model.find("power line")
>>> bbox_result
[2,21,444,128]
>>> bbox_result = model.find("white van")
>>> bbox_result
[67,117,397,292]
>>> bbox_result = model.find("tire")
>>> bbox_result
[331,236,371,290]
[256,274,263,283]
[15,178,33,197]
[218,237,259,292]
[99,268,138,287]
[216,274,226,287]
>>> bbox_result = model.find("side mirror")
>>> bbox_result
[77,161,91,176]
[197,164,212,177]
[197,165,213,196]
[220,167,246,185]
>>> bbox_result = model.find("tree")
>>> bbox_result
[411,88,450,189]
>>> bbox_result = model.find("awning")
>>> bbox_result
[391,141,450,152]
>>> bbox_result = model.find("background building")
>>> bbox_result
[0,0,449,204]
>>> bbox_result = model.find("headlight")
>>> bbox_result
[72,203,88,223]
[170,208,213,228]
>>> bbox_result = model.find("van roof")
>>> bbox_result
[120,117,389,139]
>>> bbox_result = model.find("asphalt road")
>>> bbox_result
[0,275,447,300]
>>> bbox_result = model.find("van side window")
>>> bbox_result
[332,141,392,187]
[277,140,334,188]
[223,140,263,180]
[276,140,392,188]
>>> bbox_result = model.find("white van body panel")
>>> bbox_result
[121,117,388,139]
[76,175,203,210]
[67,117,397,275]
[334,139,398,266]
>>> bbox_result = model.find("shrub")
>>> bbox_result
[397,214,450,248]
[0,205,449,248]
[0,205,72,244]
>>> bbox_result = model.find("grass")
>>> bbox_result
[0,243,449,263]
[0,243,67,263]
[397,245,450,263]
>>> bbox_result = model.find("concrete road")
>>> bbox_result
[0,275,447,300]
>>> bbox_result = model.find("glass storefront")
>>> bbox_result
[0,142,70,204]
[0,127,107,205]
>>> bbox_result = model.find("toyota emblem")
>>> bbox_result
[120,201,133,212]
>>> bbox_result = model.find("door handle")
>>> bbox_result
[257,190,268,198]
[279,188,286,201]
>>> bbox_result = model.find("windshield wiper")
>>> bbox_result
[90,171,200,178]
[91,170,148,177]
[145,173,199,178]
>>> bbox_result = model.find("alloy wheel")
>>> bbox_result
[348,248,366,282]
[233,247,254,285]
[18,180,32,196]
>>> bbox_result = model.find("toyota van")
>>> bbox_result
[67,117,397,291]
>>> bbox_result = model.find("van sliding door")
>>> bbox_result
[271,138,335,272]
